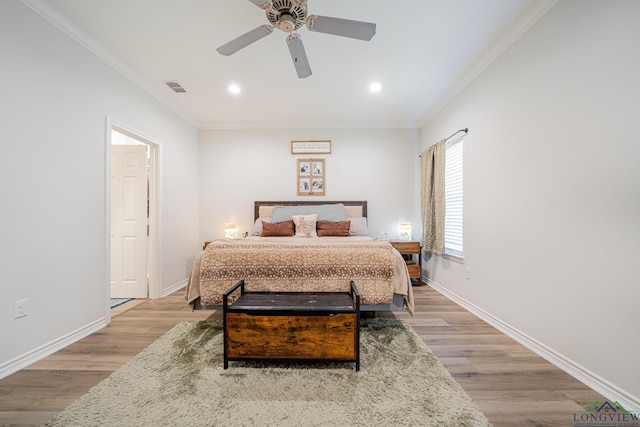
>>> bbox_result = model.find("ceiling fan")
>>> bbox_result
[216,0,376,78]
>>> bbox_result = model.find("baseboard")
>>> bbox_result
[0,317,107,380]
[425,279,640,411]
[162,279,187,298]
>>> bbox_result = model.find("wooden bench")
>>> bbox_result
[223,280,360,371]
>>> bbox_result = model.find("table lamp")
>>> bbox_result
[399,222,412,241]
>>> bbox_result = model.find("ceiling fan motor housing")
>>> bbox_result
[267,0,307,32]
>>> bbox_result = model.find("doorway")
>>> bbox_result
[108,123,160,301]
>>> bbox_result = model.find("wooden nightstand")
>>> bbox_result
[389,241,422,285]
[203,241,213,250]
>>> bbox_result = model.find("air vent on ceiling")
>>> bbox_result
[164,80,186,93]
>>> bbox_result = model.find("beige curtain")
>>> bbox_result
[421,140,446,254]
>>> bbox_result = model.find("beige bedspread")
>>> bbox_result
[185,237,414,315]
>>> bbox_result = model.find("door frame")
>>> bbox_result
[104,117,163,320]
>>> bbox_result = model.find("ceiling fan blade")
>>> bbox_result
[286,34,312,79]
[307,15,376,41]
[248,0,270,8]
[216,25,273,56]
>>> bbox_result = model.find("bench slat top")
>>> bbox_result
[229,292,355,313]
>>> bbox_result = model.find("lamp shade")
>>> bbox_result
[224,222,238,239]
[399,222,412,241]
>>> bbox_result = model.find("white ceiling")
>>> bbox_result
[35,0,549,129]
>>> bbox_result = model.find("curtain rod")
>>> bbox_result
[419,128,468,157]
[445,128,468,141]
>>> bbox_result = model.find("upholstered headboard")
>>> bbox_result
[254,201,367,221]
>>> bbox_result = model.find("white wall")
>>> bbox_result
[0,1,199,375]
[199,128,419,242]
[420,0,639,408]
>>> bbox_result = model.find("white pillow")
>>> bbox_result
[291,214,318,238]
[348,217,369,236]
[251,217,272,236]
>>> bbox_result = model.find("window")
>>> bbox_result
[444,138,463,257]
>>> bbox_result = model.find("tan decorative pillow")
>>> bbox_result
[292,214,318,237]
[316,220,351,237]
[261,220,295,237]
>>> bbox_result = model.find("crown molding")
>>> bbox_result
[20,0,200,128]
[20,0,555,133]
[417,0,559,128]
[199,121,420,130]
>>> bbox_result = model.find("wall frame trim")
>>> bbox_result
[425,278,640,411]
[0,318,106,380]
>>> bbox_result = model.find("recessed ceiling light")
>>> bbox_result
[369,82,382,93]
[228,84,241,94]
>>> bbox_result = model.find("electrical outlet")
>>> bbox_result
[465,267,472,280]
[14,299,28,319]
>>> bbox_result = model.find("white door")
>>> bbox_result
[111,145,148,298]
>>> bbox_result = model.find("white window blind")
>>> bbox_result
[445,138,463,257]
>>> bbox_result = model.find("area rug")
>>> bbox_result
[45,319,491,427]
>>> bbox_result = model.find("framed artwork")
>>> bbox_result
[291,140,332,154]
[297,158,325,196]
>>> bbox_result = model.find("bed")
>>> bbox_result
[185,201,414,314]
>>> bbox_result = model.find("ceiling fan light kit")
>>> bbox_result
[217,0,376,78]
[278,14,296,32]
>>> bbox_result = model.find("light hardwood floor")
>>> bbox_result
[0,285,604,426]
